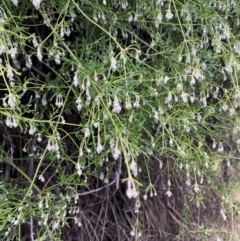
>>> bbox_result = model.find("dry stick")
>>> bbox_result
[31,65,46,78]
[100,189,110,241]
[115,154,122,190]
[77,155,122,196]
[4,148,41,193]
[167,202,187,223]
[4,139,37,240]
[77,179,116,196]
[110,201,121,241]
[81,212,100,241]
[28,53,43,241]
[29,138,36,241]
[95,190,107,233]
[4,163,10,182]
[30,216,34,241]
[5,146,13,182]
[4,134,15,182]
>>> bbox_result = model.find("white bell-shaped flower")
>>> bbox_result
[55,94,64,108]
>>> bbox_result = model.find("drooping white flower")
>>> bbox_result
[165,8,173,20]
[55,52,61,65]
[133,50,140,62]
[55,94,64,108]
[193,68,204,81]
[84,127,90,138]
[220,209,227,221]
[32,0,42,10]
[0,44,6,55]
[186,179,191,186]
[133,95,140,108]
[96,139,103,154]
[9,48,17,59]
[155,12,163,27]
[112,95,122,113]
[26,57,33,69]
[5,115,18,128]
[126,187,133,199]
[165,190,173,197]
[177,54,183,62]
[189,95,195,103]
[165,91,172,104]
[76,163,82,176]
[131,188,138,198]
[52,221,60,230]
[79,148,83,157]
[85,89,91,106]
[10,0,18,6]
[126,179,138,199]
[130,160,138,177]
[163,75,169,84]
[125,100,132,109]
[8,94,16,108]
[110,56,117,72]
[37,46,43,61]
[41,93,47,106]
[154,110,159,122]
[112,147,121,160]
[190,76,196,86]
[193,183,200,193]
[37,134,42,142]
[224,63,233,73]
[76,97,82,111]
[169,138,173,147]
[221,103,228,112]
[38,174,45,182]
[176,83,183,91]
[218,142,224,153]
[32,36,38,48]
[94,71,98,81]
[125,97,132,109]
[129,113,133,123]
[3,99,8,108]
[181,92,188,103]
[29,125,37,135]
[93,122,99,128]
[159,161,163,169]
[229,107,235,116]
[128,14,133,22]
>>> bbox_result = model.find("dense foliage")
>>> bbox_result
[0,0,240,240]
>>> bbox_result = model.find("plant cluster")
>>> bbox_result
[0,0,240,240]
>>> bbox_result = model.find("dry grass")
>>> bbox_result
[58,158,240,241]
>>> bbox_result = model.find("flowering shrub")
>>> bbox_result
[1,0,240,240]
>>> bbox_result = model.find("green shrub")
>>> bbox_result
[0,0,240,240]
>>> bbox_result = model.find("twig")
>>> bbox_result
[30,215,35,241]
[77,155,122,196]
[5,146,13,182]
[77,179,116,196]
[115,154,122,190]
[31,65,46,78]
[81,212,100,241]
[110,201,121,241]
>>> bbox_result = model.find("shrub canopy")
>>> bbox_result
[0,0,240,240]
